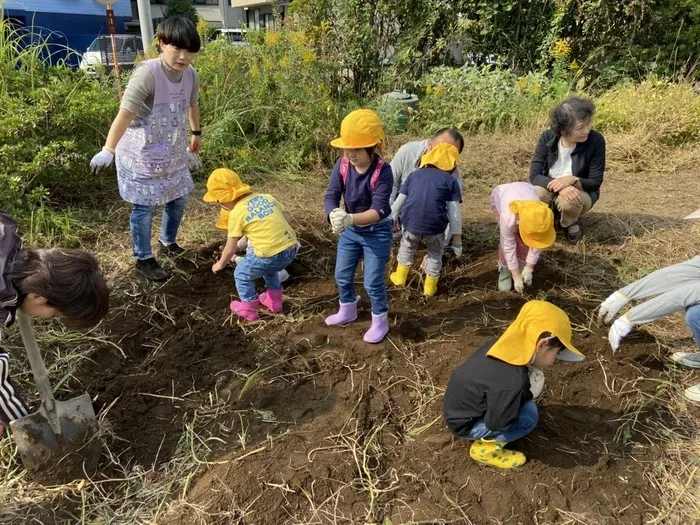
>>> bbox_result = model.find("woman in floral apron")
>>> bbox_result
[90,17,202,281]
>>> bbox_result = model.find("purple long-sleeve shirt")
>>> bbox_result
[323,157,393,220]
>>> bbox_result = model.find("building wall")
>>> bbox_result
[3,1,130,66]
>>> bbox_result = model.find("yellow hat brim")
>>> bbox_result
[203,192,219,203]
[519,226,556,250]
[330,137,380,149]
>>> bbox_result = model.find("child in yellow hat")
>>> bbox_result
[205,169,298,321]
[490,182,555,293]
[444,300,584,469]
[323,109,394,343]
[389,142,463,297]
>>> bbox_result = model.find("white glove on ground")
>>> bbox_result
[452,244,463,258]
[329,208,354,234]
[598,291,630,325]
[187,148,203,171]
[513,275,525,294]
[608,315,633,353]
[90,149,114,175]
[521,266,534,286]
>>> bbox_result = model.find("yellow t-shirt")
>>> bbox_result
[228,193,297,257]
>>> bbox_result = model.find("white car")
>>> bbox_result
[209,28,248,46]
[79,34,144,74]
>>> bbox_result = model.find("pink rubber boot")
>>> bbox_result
[325,296,360,326]
[230,299,260,321]
[259,289,283,313]
[363,312,389,343]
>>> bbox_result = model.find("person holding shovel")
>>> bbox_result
[443,301,584,468]
[0,212,109,436]
[90,16,203,282]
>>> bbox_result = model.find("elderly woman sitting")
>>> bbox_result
[529,96,606,244]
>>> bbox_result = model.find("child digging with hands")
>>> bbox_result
[324,109,394,344]
[444,301,584,468]
[206,169,298,321]
[389,142,463,297]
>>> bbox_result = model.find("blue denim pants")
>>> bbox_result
[335,221,393,315]
[462,400,538,443]
[686,304,700,347]
[130,195,187,260]
[234,246,297,302]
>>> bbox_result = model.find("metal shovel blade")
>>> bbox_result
[10,393,101,485]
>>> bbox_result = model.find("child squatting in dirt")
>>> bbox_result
[323,109,394,344]
[0,211,109,436]
[443,300,584,468]
[206,169,298,322]
[389,142,463,297]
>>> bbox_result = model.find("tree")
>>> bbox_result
[165,0,199,24]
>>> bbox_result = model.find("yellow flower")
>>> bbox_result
[514,78,527,89]
[551,39,571,59]
[426,85,433,94]
[251,63,260,78]
[264,31,281,46]
[568,59,580,71]
[290,31,308,46]
[434,85,444,96]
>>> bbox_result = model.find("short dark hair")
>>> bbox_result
[9,249,109,330]
[157,16,201,53]
[549,96,595,136]
[432,127,465,153]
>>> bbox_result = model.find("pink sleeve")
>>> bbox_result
[526,248,541,267]
[499,212,520,271]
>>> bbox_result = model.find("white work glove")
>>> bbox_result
[513,274,525,294]
[451,244,463,258]
[521,266,534,286]
[186,147,203,171]
[608,315,633,354]
[329,208,354,234]
[90,148,114,175]
[598,291,629,325]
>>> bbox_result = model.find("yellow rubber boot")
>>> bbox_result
[390,263,410,286]
[469,439,526,469]
[424,275,439,297]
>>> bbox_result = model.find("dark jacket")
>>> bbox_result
[0,212,22,327]
[529,129,606,203]
[443,340,532,437]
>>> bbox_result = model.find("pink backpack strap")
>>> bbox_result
[339,157,350,187]
[370,158,385,191]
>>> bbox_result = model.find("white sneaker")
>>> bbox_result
[497,264,512,292]
[528,366,545,399]
[670,352,700,369]
[684,383,700,403]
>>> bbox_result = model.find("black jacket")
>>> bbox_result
[0,212,22,327]
[529,129,606,202]
[443,340,532,437]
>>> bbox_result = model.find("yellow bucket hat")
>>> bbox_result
[487,300,584,366]
[215,208,229,230]
[419,142,460,172]
[508,200,555,249]
[203,168,251,203]
[330,109,385,149]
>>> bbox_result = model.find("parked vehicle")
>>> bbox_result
[79,34,143,74]
[209,28,248,46]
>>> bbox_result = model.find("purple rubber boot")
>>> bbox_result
[259,289,283,313]
[230,299,260,322]
[363,312,389,344]
[325,296,360,326]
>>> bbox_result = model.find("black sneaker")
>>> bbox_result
[566,223,583,244]
[135,258,170,282]
[158,241,186,257]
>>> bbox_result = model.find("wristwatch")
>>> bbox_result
[191,130,202,136]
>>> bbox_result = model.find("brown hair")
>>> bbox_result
[9,249,109,330]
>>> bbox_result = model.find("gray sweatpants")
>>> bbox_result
[398,231,445,277]
[621,256,700,325]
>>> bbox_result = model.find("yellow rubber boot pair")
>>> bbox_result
[424,276,439,298]
[469,439,526,469]
[390,263,410,286]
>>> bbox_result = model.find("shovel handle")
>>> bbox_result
[16,312,57,415]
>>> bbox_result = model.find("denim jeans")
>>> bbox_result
[335,221,393,315]
[462,400,538,443]
[686,304,700,347]
[130,195,187,260]
[234,246,297,302]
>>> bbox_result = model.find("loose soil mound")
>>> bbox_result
[77,232,663,524]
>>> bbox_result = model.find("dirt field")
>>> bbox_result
[4,132,700,524]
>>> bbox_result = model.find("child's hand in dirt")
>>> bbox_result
[513,275,525,293]
[212,260,227,274]
[393,220,400,233]
[521,266,533,286]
